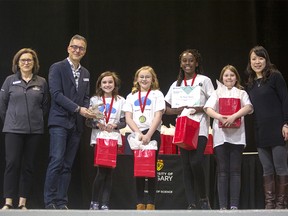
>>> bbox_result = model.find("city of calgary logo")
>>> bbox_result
[157,159,164,171]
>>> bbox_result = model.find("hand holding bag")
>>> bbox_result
[218,98,241,128]
[127,133,158,177]
[172,109,200,150]
[216,80,241,128]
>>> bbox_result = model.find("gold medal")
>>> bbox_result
[138,90,151,124]
[139,115,146,123]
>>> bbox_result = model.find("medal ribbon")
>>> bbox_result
[102,96,114,124]
[184,73,197,86]
[138,89,151,113]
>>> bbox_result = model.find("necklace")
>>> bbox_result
[256,78,262,87]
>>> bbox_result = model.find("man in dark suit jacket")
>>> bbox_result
[44,35,97,209]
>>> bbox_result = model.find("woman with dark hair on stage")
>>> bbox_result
[246,45,288,209]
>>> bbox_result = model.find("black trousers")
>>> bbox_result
[179,136,208,205]
[91,166,114,206]
[3,133,41,199]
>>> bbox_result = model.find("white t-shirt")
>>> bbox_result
[165,74,214,137]
[123,89,165,132]
[89,95,125,145]
[204,88,253,147]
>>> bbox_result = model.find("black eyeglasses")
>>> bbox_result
[70,45,86,52]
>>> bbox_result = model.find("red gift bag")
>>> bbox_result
[160,134,177,154]
[172,116,200,150]
[94,138,117,168]
[219,98,241,128]
[134,149,156,178]
[117,135,125,154]
[204,134,214,154]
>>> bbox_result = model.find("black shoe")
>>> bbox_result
[199,198,211,210]
[100,205,109,210]
[45,204,57,209]
[187,203,197,210]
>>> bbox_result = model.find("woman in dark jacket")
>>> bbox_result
[246,46,288,209]
[0,48,49,210]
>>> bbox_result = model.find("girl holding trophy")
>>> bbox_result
[87,71,126,210]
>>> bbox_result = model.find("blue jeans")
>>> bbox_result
[44,126,81,207]
[214,143,244,209]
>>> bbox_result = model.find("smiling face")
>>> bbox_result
[100,76,115,97]
[67,39,86,66]
[137,69,152,92]
[18,53,34,74]
[180,52,198,78]
[250,51,266,78]
[222,69,237,89]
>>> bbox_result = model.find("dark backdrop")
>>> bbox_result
[0,0,287,209]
